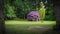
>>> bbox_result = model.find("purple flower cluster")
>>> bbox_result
[27,11,40,21]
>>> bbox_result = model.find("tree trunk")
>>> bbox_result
[53,0,60,30]
[0,0,5,34]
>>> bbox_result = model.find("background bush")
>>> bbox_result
[4,0,56,21]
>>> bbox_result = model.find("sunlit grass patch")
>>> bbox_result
[5,20,56,34]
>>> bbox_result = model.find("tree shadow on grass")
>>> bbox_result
[5,24,58,34]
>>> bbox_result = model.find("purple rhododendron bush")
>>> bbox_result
[27,11,41,21]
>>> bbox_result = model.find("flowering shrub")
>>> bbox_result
[27,11,40,21]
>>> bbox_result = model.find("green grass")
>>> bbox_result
[5,20,56,34]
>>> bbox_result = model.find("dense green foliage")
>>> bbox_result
[44,2,55,21]
[4,0,56,21]
[4,4,16,19]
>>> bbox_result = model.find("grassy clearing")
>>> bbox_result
[5,20,56,26]
[5,20,56,34]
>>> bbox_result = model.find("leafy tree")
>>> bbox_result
[37,1,46,22]
[4,4,16,19]
[44,0,56,21]
[13,0,33,19]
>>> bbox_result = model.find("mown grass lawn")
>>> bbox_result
[5,20,56,34]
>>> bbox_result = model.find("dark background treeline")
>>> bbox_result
[4,0,56,21]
